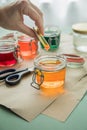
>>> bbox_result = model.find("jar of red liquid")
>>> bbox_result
[31,55,66,96]
[18,34,38,60]
[0,40,21,67]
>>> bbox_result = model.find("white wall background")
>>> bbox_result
[31,0,87,33]
[0,0,87,33]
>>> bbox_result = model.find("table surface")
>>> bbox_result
[0,28,87,130]
[0,93,87,130]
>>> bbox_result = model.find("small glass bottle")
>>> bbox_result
[72,23,87,53]
[31,55,66,96]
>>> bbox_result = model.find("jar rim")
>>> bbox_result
[72,23,87,34]
[0,40,17,52]
[0,45,17,52]
[44,25,61,36]
[34,55,66,71]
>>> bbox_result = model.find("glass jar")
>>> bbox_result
[0,39,21,67]
[72,23,87,53]
[40,25,61,51]
[17,33,38,60]
[31,55,66,96]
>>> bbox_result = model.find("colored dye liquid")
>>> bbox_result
[18,36,38,60]
[36,62,66,96]
[0,51,17,67]
[41,26,60,51]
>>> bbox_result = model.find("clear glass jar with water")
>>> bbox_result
[72,23,87,53]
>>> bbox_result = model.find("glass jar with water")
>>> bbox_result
[72,23,87,53]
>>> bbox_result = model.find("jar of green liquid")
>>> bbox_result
[41,25,61,51]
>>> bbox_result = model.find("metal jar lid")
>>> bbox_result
[72,23,87,34]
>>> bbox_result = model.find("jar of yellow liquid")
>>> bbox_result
[31,55,66,96]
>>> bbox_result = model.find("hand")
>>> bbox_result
[0,0,44,38]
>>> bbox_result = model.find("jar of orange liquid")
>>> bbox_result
[31,55,66,96]
[18,34,38,60]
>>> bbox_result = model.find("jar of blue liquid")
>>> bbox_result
[41,25,61,51]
